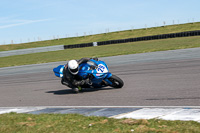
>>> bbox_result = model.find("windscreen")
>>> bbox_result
[87,61,98,70]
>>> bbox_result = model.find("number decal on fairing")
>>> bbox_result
[97,65,105,72]
[96,64,108,73]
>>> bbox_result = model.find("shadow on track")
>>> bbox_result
[46,87,116,95]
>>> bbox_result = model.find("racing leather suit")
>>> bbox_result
[61,58,95,88]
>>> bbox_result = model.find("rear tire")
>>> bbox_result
[108,75,124,88]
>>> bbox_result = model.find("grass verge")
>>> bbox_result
[0,113,199,133]
[1,36,200,68]
[1,22,200,51]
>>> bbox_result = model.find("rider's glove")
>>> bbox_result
[91,57,98,61]
[85,78,89,84]
[85,78,92,85]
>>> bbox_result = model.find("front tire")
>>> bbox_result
[108,75,124,88]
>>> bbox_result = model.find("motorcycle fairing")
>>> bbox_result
[78,59,113,86]
[53,65,64,77]
[53,59,114,87]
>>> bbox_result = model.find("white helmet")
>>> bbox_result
[68,60,79,75]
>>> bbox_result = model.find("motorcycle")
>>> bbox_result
[53,59,124,92]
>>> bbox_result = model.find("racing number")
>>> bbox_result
[97,64,105,73]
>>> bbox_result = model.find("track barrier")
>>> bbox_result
[1,30,200,57]
[64,30,200,49]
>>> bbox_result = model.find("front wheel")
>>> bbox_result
[108,75,124,88]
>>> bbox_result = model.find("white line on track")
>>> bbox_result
[0,107,46,114]
[1,106,200,108]
[0,106,200,122]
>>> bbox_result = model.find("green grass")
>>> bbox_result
[0,113,199,133]
[1,22,200,51]
[1,36,200,68]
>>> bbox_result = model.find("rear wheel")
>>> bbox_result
[108,75,124,88]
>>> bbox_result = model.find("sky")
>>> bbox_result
[0,0,200,45]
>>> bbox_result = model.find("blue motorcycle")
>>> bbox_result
[53,59,124,92]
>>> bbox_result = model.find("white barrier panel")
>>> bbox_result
[0,45,64,57]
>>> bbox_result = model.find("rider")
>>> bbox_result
[61,57,98,92]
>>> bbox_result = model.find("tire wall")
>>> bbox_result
[64,30,200,49]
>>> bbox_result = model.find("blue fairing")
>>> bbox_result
[78,59,112,87]
[53,65,64,77]
[106,72,112,79]
[53,59,113,87]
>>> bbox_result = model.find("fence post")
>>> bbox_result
[131,26,134,31]
[163,21,166,26]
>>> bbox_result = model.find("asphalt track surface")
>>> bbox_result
[1,48,200,107]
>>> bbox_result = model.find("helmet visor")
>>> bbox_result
[70,67,79,74]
